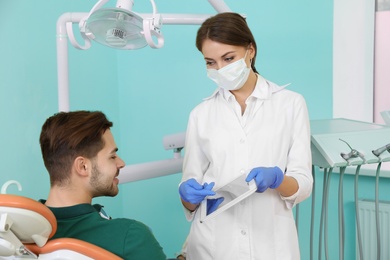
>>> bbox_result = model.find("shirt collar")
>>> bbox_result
[39,199,103,220]
[203,75,290,101]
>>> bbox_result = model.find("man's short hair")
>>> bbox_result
[39,110,113,186]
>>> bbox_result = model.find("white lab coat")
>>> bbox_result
[181,76,312,260]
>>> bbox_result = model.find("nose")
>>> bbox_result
[117,156,125,169]
[215,62,224,70]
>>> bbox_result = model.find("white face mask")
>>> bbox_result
[206,50,251,91]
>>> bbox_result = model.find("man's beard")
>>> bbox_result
[90,163,119,197]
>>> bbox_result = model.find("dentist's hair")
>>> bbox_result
[39,110,112,186]
[196,12,258,74]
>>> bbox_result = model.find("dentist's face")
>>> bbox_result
[89,130,125,197]
[201,39,252,70]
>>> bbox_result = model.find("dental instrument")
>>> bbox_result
[310,118,390,260]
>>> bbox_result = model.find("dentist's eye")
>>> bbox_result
[224,56,234,62]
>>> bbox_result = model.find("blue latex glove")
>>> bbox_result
[245,166,284,193]
[206,197,225,215]
[179,178,216,204]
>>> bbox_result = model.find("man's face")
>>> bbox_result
[89,129,125,197]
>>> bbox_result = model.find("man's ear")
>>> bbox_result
[74,156,89,177]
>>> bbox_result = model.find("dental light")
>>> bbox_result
[72,0,163,50]
[64,0,233,52]
[57,0,233,111]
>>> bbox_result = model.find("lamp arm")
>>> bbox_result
[118,157,184,183]
[56,12,89,112]
[140,13,211,25]
[207,0,232,12]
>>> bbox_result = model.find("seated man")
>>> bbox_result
[39,110,166,260]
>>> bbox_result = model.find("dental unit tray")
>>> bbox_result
[200,173,257,223]
[310,118,390,168]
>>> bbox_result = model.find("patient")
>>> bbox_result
[38,110,166,260]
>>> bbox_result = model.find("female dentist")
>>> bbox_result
[178,12,313,260]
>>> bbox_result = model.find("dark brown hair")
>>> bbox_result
[39,110,113,186]
[196,12,258,73]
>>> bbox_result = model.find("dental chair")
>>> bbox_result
[0,194,122,260]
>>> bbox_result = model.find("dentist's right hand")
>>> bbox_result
[179,178,216,205]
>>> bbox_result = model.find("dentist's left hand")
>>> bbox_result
[246,166,284,193]
[179,178,216,205]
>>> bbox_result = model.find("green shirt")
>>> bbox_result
[40,200,166,260]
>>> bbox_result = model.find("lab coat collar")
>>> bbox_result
[203,75,290,101]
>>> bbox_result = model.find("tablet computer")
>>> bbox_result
[199,173,257,223]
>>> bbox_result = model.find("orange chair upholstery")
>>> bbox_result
[26,238,122,260]
[0,194,122,260]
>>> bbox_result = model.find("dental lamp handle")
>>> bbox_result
[73,0,109,50]
[87,0,110,19]
[67,22,92,50]
[143,17,164,49]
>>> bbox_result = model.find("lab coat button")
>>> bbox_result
[240,169,245,174]
[240,138,245,143]
[241,230,246,235]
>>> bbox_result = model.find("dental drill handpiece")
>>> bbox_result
[339,138,364,161]
[372,143,390,157]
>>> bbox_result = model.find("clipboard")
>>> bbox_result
[199,173,257,223]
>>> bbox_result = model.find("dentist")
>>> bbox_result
[179,12,313,260]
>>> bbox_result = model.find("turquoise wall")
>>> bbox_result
[3,1,388,259]
[0,0,124,214]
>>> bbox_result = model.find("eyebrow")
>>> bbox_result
[204,51,236,61]
[110,148,119,154]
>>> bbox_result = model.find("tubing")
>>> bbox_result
[318,168,327,260]
[338,166,346,260]
[318,167,332,260]
[310,165,316,260]
[324,168,332,260]
[375,162,382,260]
[354,165,363,260]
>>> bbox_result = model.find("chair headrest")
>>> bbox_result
[0,194,57,247]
